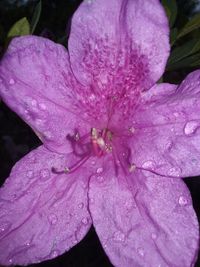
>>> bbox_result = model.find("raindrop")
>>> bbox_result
[8,259,13,264]
[81,217,88,225]
[97,176,104,182]
[38,103,47,110]
[137,247,145,257]
[129,126,135,134]
[44,131,53,140]
[184,121,199,136]
[48,214,58,225]
[96,167,103,174]
[26,242,31,247]
[9,78,15,85]
[26,170,34,179]
[142,160,155,170]
[151,233,157,240]
[178,196,188,206]
[0,221,11,236]
[168,167,181,177]
[113,231,125,242]
[51,250,59,258]
[78,202,84,209]
[40,169,50,181]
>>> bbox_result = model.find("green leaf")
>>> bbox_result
[161,0,177,28]
[170,28,178,46]
[168,38,200,66]
[167,52,200,71]
[30,0,42,34]
[7,17,30,38]
[177,13,200,39]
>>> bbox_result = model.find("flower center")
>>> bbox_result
[52,127,114,175]
[91,127,113,157]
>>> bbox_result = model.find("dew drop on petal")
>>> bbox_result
[9,78,15,85]
[97,176,104,182]
[96,167,103,174]
[137,247,145,257]
[38,103,47,110]
[48,214,58,225]
[113,231,125,242]
[78,202,84,209]
[26,241,31,247]
[26,170,34,179]
[178,195,188,206]
[40,169,50,181]
[184,121,199,136]
[81,217,88,225]
[142,160,155,170]
[0,221,11,236]
[8,259,13,264]
[168,167,181,177]
[51,250,59,258]
[151,233,157,240]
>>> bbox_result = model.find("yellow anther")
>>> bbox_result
[129,164,136,172]
[91,128,98,139]
[64,167,70,173]
[96,137,105,148]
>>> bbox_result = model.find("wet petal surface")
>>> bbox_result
[0,36,91,154]
[0,146,92,266]
[130,70,200,178]
[69,0,169,111]
[89,165,199,267]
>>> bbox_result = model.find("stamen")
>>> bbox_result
[129,163,136,172]
[51,154,90,175]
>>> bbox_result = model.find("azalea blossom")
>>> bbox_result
[0,0,200,266]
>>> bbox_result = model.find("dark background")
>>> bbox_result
[0,0,200,266]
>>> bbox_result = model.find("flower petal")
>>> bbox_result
[131,70,200,178]
[69,0,169,93]
[0,145,91,266]
[89,166,199,267]
[0,36,90,154]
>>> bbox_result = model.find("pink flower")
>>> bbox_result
[0,0,199,266]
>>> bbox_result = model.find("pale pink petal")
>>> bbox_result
[0,145,92,266]
[130,70,200,178]
[69,0,169,94]
[0,36,91,154]
[89,162,199,267]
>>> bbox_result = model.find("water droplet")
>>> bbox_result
[0,221,11,236]
[81,218,88,225]
[9,78,15,85]
[31,99,37,107]
[48,214,58,225]
[35,119,44,126]
[51,250,59,258]
[178,195,188,206]
[40,169,50,181]
[97,176,104,182]
[44,131,53,140]
[129,126,135,134]
[26,241,31,247]
[173,112,179,117]
[96,167,103,174]
[26,170,34,178]
[78,202,84,209]
[8,258,13,264]
[113,231,125,242]
[184,121,199,136]
[142,160,155,170]
[168,167,181,177]
[38,103,46,110]
[151,233,157,240]
[137,247,144,257]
